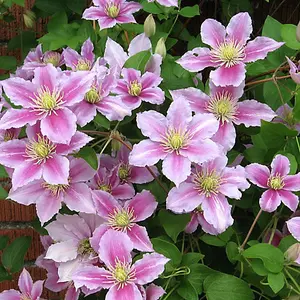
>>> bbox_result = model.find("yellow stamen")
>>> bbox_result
[128,81,142,96]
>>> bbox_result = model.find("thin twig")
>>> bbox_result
[245,75,291,87]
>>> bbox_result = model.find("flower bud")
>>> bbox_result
[285,243,300,262]
[111,130,123,153]
[23,10,35,29]
[155,38,166,59]
[296,21,300,42]
[144,14,156,37]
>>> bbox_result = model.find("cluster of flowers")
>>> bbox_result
[0,1,300,298]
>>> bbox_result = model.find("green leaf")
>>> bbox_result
[0,56,16,70]
[158,210,190,242]
[2,236,31,273]
[94,113,110,130]
[47,11,68,32]
[0,265,12,282]
[12,0,24,6]
[35,0,65,14]
[66,0,86,14]
[177,280,198,300]
[293,87,300,120]
[181,253,204,267]
[267,272,285,293]
[0,236,9,250]
[204,274,254,300]
[250,259,269,276]
[0,186,8,199]
[179,5,200,18]
[201,234,227,247]
[226,242,240,263]
[151,236,182,266]
[278,235,297,253]
[281,24,300,50]
[77,147,98,170]
[242,243,284,273]
[124,50,151,72]
[141,0,163,13]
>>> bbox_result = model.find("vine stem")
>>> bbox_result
[240,209,263,249]
[245,74,291,87]
[245,65,289,83]
[268,217,278,244]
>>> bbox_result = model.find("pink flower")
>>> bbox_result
[0,64,94,144]
[286,57,300,84]
[45,213,103,283]
[138,284,165,300]
[287,217,300,242]
[0,127,20,143]
[246,154,300,212]
[0,123,91,189]
[171,81,275,151]
[274,104,300,133]
[72,229,169,299]
[8,157,96,224]
[148,0,178,7]
[115,68,164,110]
[71,66,131,126]
[185,211,219,235]
[167,156,249,234]
[129,99,220,186]
[83,0,141,30]
[91,190,157,252]
[0,268,44,300]
[177,12,284,86]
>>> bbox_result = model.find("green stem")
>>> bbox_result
[252,289,270,300]
[296,137,300,154]
[162,284,180,300]
[285,269,300,293]
[181,233,185,254]
[286,266,300,276]
[268,217,278,244]
[167,0,181,37]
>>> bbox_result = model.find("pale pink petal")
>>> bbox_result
[45,240,78,262]
[104,38,128,70]
[226,12,252,45]
[106,284,143,300]
[130,166,156,184]
[136,111,167,142]
[92,190,121,218]
[162,153,191,187]
[64,286,80,300]
[98,96,131,121]
[145,54,162,75]
[156,0,178,6]
[140,87,164,105]
[287,57,300,84]
[31,280,44,299]
[278,190,298,211]
[43,155,69,185]
[260,189,281,212]
[235,100,275,127]
[90,224,109,253]
[204,155,228,173]
[0,139,26,168]
[167,98,192,131]
[245,163,270,188]
[63,48,80,69]
[112,183,135,200]
[284,174,300,191]
[81,38,95,63]
[185,212,199,234]
[0,290,21,300]
[146,284,165,300]
[32,64,58,92]
[209,80,245,100]
[125,190,157,222]
[18,269,33,295]
[197,212,219,235]
[128,33,151,56]
[140,72,162,89]
[271,154,290,176]
[70,158,96,182]
[127,224,153,252]
[177,47,216,72]
[210,64,246,87]
[212,121,236,151]
[244,37,284,63]
[129,140,167,167]
[133,253,169,284]
[82,6,104,21]
[287,217,300,241]
[99,230,133,267]
[201,19,226,48]
[120,1,142,14]
[166,182,201,213]
[72,101,97,127]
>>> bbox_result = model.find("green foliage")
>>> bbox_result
[124,50,151,72]
[77,147,99,170]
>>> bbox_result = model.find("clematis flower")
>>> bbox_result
[0,127,20,143]
[143,284,165,300]
[82,0,142,30]
[71,66,131,126]
[246,154,300,212]
[148,0,178,7]
[0,123,91,189]
[91,190,157,252]
[286,57,300,84]
[8,157,96,224]
[115,68,164,110]
[167,156,249,234]
[177,12,284,86]
[171,81,275,151]
[287,217,300,241]
[0,268,44,300]
[274,104,300,133]
[129,98,220,186]
[72,229,169,299]
[45,213,103,283]
[0,64,94,144]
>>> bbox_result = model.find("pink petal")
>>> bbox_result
[260,189,281,212]
[210,64,246,87]
[64,286,80,300]
[129,140,167,167]
[31,280,44,299]
[43,154,69,185]
[130,166,156,184]
[136,111,167,142]
[226,12,252,45]
[70,157,96,182]
[98,96,131,121]
[128,33,151,57]
[141,71,162,89]
[212,121,236,152]
[287,217,300,241]
[278,190,298,211]
[170,88,210,114]
[0,290,21,300]
[120,1,142,14]
[32,64,58,92]
[133,253,169,284]
[99,230,133,267]
[127,224,153,252]
[201,19,226,48]
[89,224,109,252]
[45,240,78,262]
[145,54,162,75]
[162,153,191,187]
[209,80,245,100]
[63,48,81,69]
[245,163,270,188]
[82,6,104,20]
[177,47,216,72]
[284,173,300,191]
[92,190,120,218]
[146,284,165,300]
[81,38,95,63]
[18,269,33,295]
[197,212,219,235]
[41,108,77,144]
[287,57,300,84]
[0,139,26,168]
[244,37,284,63]
[104,38,127,71]
[72,101,97,127]
[125,190,157,222]
[271,154,290,176]
[166,182,201,213]
[112,183,135,200]
[167,98,192,131]
[185,212,199,234]
[106,284,143,300]
[235,100,275,127]
[140,87,164,105]
[12,161,43,189]
[156,0,178,6]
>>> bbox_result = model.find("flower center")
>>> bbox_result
[207,92,237,123]
[85,87,100,104]
[106,4,120,18]
[211,40,245,68]
[107,208,135,231]
[194,171,221,197]
[98,183,112,193]
[26,135,56,164]
[128,81,142,96]
[75,58,91,71]
[118,163,131,181]
[3,129,16,141]
[43,52,61,67]
[162,129,189,153]
[268,175,284,190]
[21,294,32,300]
[77,238,96,256]
[42,181,69,197]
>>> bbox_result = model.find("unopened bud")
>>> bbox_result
[285,243,300,262]
[155,38,166,59]
[144,14,156,37]
[110,130,123,153]
[296,21,300,42]
[23,10,35,28]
